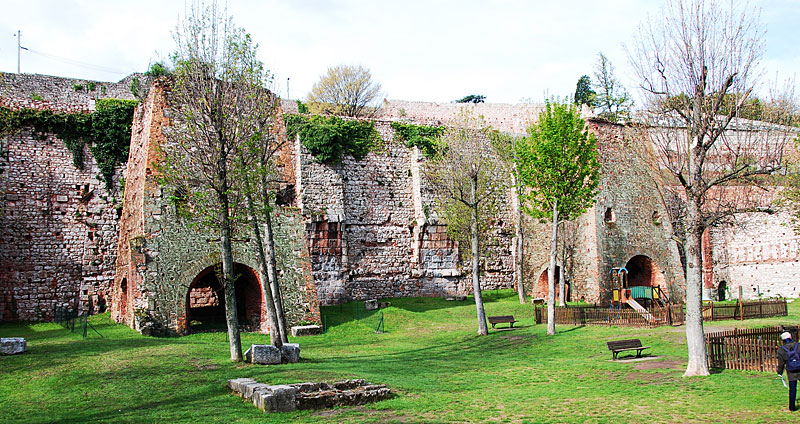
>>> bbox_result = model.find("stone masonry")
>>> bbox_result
[0,72,134,321]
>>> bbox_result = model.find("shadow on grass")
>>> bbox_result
[321,290,521,331]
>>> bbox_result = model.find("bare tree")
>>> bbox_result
[424,111,510,336]
[160,1,282,361]
[628,0,796,376]
[306,65,383,118]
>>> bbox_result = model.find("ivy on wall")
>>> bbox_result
[0,98,137,189]
[390,121,445,158]
[284,114,381,164]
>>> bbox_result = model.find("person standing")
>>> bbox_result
[777,331,800,411]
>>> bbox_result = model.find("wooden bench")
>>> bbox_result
[488,315,517,329]
[606,339,650,360]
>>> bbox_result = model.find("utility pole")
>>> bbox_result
[286,77,290,100]
[17,30,21,73]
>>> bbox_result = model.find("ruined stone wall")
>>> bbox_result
[589,120,685,303]
[296,119,516,305]
[0,73,133,322]
[709,208,800,300]
[112,81,318,335]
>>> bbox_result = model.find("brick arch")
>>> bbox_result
[624,255,666,290]
[534,266,561,301]
[185,263,263,333]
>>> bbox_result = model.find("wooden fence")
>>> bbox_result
[702,299,787,321]
[534,304,684,327]
[706,326,799,371]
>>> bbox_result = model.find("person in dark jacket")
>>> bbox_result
[777,331,800,411]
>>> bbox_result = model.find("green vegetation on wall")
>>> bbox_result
[0,98,137,189]
[284,114,380,164]
[390,121,445,158]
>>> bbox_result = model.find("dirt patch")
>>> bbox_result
[624,371,671,382]
[633,359,684,370]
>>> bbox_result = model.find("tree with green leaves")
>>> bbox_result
[574,75,597,107]
[306,65,382,118]
[593,53,632,122]
[424,111,509,335]
[456,94,486,104]
[516,100,600,336]
[160,1,284,360]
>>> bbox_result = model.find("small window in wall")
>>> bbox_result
[652,211,661,225]
[604,207,616,224]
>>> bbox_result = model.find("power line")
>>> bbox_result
[22,46,132,76]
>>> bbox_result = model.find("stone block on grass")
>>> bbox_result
[254,385,297,412]
[290,325,322,337]
[281,343,301,363]
[1,338,27,355]
[365,299,378,310]
[245,344,281,365]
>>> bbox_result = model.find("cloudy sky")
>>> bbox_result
[0,0,798,105]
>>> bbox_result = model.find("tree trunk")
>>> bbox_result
[219,194,242,362]
[263,201,289,344]
[558,258,566,307]
[246,194,282,348]
[547,199,558,336]
[471,176,488,336]
[683,196,710,376]
[515,201,525,305]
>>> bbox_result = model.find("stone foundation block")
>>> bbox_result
[256,385,297,412]
[1,338,27,355]
[291,325,322,337]
[281,343,301,363]
[227,378,256,394]
[365,299,378,310]
[245,344,281,365]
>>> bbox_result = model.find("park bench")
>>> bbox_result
[487,315,517,329]
[606,339,650,360]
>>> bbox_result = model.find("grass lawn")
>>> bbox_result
[1,290,799,423]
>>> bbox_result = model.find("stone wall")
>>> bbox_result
[111,80,319,334]
[0,73,134,322]
[295,118,516,305]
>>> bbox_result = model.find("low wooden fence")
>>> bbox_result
[702,299,787,321]
[706,326,799,371]
[534,304,684,327]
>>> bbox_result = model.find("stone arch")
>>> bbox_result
[185,263,263,333]
[534,266,561,301]
[624,255,666,289]
[717,280,727,301]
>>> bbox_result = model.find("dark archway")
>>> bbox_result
[717,280,727,301]
[534,267,561,300]
[119,278,128,321]
[624,255,665,289]
[186,263,263,332]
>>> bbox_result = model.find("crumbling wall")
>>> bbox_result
[709,209,800,300]
[112,81,318,335]
[588,120,685,303]
[0,73,133,322]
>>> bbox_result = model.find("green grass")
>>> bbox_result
[1,291,799,423]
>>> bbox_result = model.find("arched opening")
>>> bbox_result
[717,280,727,301]
[624,255,667,292]
[534,267,561,300]
[186,263,263,333]
[119,278,128,321]
[604,207,615,223]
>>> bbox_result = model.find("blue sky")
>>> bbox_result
[0,0,798,104]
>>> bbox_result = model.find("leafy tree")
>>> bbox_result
[516,100,600,336]
[593,53,632,122]
[424,111,509,335]
[160,1,284,361]
[456,94,486,104]
[629,0,796,376]
[306,65,382,117]
[574,75,597,107]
